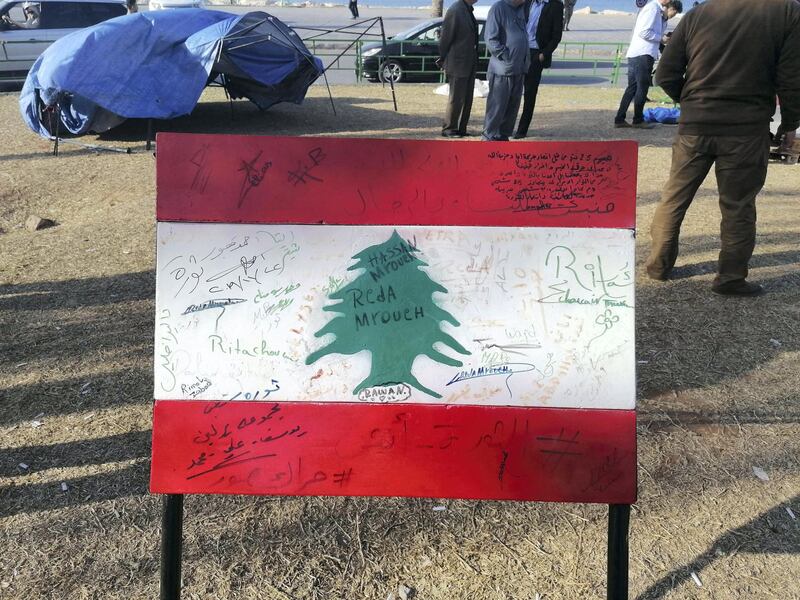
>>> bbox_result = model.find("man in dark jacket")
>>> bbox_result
[439,0,480,137]
[645,0,800,295]
[513,0,564,138]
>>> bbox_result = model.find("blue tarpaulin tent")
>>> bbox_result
[20,9,324,138]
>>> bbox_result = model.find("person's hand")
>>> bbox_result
[775,125,797,152]
[538,53,545,63]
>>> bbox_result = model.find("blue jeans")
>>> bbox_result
[615,54,654,124]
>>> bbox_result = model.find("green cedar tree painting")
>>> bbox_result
[306,230,470,398]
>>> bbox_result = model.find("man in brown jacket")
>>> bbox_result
[645,0,800,295]
[438,0,480,137]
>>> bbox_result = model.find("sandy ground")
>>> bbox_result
[1,83,799,600]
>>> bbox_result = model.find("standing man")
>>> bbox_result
[613,0,682,129]
[563,0,577,31]
[438,0,480,138]
[482,0,530,141]
[513,0,564,139]
[645,0,800,295]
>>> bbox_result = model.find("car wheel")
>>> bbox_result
[379,60,404,84]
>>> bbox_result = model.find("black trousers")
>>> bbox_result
[348,0,358,18]
[515,50,546,137]
[443,70,476,134]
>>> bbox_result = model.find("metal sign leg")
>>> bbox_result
[607,503,631,600]
[160,494,184,600]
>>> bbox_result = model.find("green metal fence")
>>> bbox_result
[334,39,630,84]
[554,42,629,85]
[1,35,630,86]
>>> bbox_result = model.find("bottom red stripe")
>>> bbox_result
[150,401,637,503]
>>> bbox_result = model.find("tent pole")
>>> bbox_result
[222,78,235,122]
[322,70,336,116]
[52,104,61,156]
[146,119,153,152]
[378,17,398,112]
[56,139,132,154]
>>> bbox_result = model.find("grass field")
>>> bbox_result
[1,84,798,599]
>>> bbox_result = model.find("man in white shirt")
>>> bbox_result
[614,0,682,129]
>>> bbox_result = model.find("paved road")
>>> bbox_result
[214,4,637,42]
[211,5,637,85]
[0,5,638,91]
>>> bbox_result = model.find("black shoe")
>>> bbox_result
[614,121,632,128]
[712,280,764,296]
[632,121,656,129]
[512,131,527,139]
[441,130,463,138]
[457,130,475,137]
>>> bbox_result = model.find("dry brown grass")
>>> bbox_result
[1,84,799,600]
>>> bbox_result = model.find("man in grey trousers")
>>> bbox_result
[482,0,530,141]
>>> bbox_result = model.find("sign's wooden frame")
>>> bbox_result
[152,133,638,599]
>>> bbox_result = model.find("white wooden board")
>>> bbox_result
[155,224,635,409]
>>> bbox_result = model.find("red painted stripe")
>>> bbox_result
[156,134,637,229]
[150,400,637,503]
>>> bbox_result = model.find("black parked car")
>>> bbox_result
[359,18,488,83]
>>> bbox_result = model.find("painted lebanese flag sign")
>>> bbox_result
[151,134,638,503]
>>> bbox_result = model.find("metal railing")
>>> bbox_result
[341,39,629,84]
[554,41,628,84]
[2,35,631,85]
[303,36,362,76]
